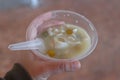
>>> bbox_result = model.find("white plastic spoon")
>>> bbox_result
[8,38,46,51]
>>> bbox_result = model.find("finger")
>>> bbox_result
[32,61,81,77]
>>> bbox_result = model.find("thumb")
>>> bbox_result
[33,61,81,77]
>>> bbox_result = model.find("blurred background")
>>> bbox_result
[0,0,120,80]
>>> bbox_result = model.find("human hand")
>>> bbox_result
[19,53,81,79]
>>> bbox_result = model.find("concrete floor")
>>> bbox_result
[0,0,120,80]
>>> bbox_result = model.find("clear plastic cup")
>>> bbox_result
[25,10,98,61]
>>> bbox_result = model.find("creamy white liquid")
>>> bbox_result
[38,24,91,59]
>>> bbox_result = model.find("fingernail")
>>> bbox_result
[65,61,81,72]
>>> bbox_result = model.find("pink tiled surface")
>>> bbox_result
[0,0,120,80]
